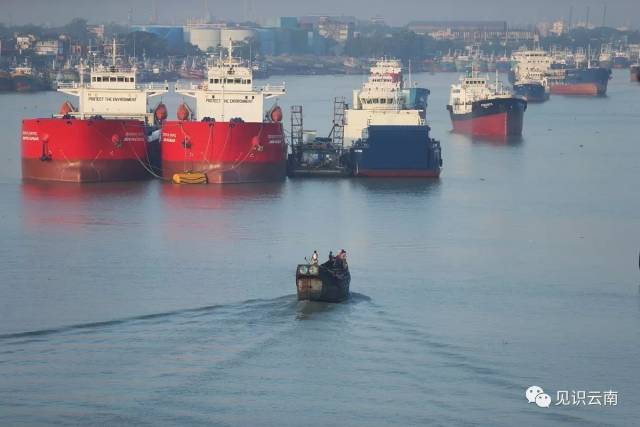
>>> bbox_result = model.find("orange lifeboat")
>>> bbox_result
[59,101,76,116]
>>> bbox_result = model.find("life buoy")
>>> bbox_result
[270,106,283,122]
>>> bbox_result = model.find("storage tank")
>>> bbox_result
[188,27,221,52]
[220,28,256,44]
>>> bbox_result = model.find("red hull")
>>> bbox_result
[21,118,153,182]
[549,83,599,96]
[451,112,522,138]
[161,120,286,184]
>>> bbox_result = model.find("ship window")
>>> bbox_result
[214,79,219,83]
[234,78,241,83]
[210,79,214,83]
[247,79,251,84]
[96,77,102,82]
[117,76,124,82]
[92,77,96,82]
[110,77,117,82]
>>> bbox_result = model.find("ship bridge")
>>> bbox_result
[175,39,284,122]
[56,40,168,122]
[344,59,427,147]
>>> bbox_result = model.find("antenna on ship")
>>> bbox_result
[227,37,233,64]
[112,37,117,67]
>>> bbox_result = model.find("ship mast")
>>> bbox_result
[112,38,117,67]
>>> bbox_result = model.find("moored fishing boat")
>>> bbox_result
[161,40,287,184]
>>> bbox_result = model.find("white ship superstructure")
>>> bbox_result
[448,72,512,115]
[344,59,426,147]
[511,49,552,84]
[175,40,285,122]
[57,40,168,122]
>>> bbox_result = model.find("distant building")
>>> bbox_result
[370,16,386,26]
[408,20,534,41]
[550,21,566,36]
[408,20,507,34]
[316,17,354,42]
[87,25,105,41]
[15,35,35,51]
[131,25,184,50]
[34,39,63,56]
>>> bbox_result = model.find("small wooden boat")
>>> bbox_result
[296,259,351,302]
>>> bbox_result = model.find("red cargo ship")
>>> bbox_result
[21,42,168,182]
[447,71,527,138]
[162,41,286,184]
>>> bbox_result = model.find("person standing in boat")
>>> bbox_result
[311,250,319,265]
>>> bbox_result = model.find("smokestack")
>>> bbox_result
[586,6,590,29]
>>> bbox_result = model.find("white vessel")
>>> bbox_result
[344,59,442,177]
[344,59,427,147]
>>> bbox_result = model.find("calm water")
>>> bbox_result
[0,70,639,426]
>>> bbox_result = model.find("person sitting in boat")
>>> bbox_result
[334,249,347,269]
[328,251,334,263]
[311,250,319,265]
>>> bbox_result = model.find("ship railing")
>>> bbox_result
[57,81,169,91]
[175,81,204,91]
[57,81,82,89]
[141,82,170,91]
[262,84,286,94]
[53,111,155,123]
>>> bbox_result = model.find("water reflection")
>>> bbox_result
[159,181,286,206]
[347,177,442,195]
[295,292,371,320]
[448,131,524,147]
[20,180,154,231]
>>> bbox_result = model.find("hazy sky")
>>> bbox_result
[1,0,638,28]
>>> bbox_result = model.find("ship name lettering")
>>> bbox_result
[163,133,177,143]
[22,131,39,141]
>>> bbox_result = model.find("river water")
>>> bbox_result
[0,70,639,426]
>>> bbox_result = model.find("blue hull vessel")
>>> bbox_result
[350,125,442,177]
